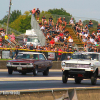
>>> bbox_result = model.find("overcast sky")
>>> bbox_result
[1,0,100,22]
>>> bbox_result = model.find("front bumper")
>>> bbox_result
[7,65,33,72]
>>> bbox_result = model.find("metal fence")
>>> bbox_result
[31,15,46,46]
[0,24,23,35]
[44,14,100,27]
[0,49,73,61]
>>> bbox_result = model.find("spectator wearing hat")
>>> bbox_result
[62,17,67,27]
[69,18,75,27]
[32,8,36,17]
[78,19,83,28]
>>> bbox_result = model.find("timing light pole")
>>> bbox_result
[6,0,12,35]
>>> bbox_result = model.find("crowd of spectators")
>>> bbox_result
[0,8,100,60]
[73,19,100,52]
[39,15,74,51]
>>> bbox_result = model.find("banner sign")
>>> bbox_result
[2,51,10,59]
[48,52,55,60]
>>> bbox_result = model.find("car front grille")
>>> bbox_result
[12,63,29,65]
[66,63,90,68]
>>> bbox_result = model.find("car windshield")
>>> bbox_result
[27,37,40,43]
[16,53,38,60]
[72,53,99,60]
[72,54,90,59]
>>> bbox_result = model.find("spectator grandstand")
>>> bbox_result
[0,8,100,60]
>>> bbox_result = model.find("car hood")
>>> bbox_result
[7,59,37,63]
[62,59,92,64]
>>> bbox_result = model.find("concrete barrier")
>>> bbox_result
[0,88,100,100]
[0,61,61,69]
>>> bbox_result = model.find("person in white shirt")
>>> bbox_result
[70,18,75,27]
[84,32,88,38]
[54,36,58,42]
[90,36,94,44]
[40,25,45,32]
[97,30,100,36]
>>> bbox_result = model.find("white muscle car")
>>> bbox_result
[61,52,100,85]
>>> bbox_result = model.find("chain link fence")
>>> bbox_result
[0,24,23,35]
[31,15,46,46]
[43,14,100,27]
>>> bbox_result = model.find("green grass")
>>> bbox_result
[0,59,12,61]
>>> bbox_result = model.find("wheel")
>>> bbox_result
[21,72,26,75]
[8,69,13,75]
[43,68,49,76]
[33,67,38,76]
[62,74,68,83]
[75,77,81,84]
[91,74,97,85]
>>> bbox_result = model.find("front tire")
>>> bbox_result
[62,73,68,83]
[75,77,82,84]
[8,69,13,75]
[33,67,38,76]
[91,74,97,85]
[43,68,49,76]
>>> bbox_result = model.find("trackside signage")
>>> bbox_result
[2,51,10,59]
[48,52,55,60]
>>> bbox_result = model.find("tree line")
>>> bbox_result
[0,8,99,35]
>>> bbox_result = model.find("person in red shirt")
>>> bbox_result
[58,48,62,61]
[50,38,55,47]
[59,32,64,37]
[32,8,36,17]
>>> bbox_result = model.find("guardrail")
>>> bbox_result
[0,87,100,100]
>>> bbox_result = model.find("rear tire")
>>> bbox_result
[8,69,13,75]
[33,67,38,76]
[91,74,97,85]
[75,77,82,84]
[62,73,68,83]
[43,68,49,76]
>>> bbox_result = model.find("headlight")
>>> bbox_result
[30,63,33,65]
[7,62,11,65]
[61,62,65,66]
[91,63,94,67]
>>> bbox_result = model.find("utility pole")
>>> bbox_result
[6,0,12,35]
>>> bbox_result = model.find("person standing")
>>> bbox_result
[32,8,36,17]
[69,18,75,27]
[36,8,40,21]
[58,48,62,61]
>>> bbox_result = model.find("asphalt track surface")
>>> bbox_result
[0,69,100,91]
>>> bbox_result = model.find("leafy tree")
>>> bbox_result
[0,10,21,24]
[9,10,21,23]
[9,11,31,33]
[47,8,72,24]
[19,15,31,33]
[48,8,71,16]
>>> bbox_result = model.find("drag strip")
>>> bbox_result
[0,70,100,91]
